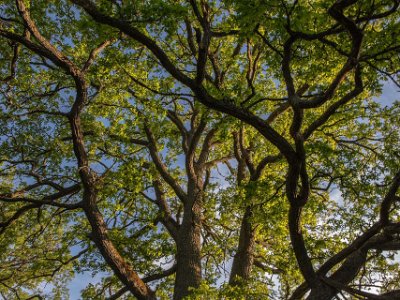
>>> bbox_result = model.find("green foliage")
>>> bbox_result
[0,0,399,299]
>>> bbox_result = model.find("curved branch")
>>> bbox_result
[144,124,188,203]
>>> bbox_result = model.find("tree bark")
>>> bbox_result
[173,185,203,300]
[229,205,255,284]
[84,189,156,300]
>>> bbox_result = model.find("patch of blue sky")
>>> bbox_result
[376,80,399,106]
[68,271,110,299]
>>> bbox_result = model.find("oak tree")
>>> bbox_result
[1,0,400,299]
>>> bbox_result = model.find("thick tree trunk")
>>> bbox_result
[173,188,203,300]
[306,283,336,300]
[84,190,156,300]
[307,249,368,300]
[229,206,255,284]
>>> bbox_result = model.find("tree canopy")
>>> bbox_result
[0,0,399,299]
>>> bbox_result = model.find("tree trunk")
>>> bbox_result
[307,248,367,300]
[173,187,203,300]
[229,205,255,284]
[306,283,336,300]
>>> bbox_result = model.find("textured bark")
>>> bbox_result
[84,191,156,300]
[228,130,257,284]
[173,185,203,300]
[288,204,317,287]
[291,170,400,300]
[229,206,255,284]
[306,283,336,300]
[307,232,400,300]
[306,249,368,299]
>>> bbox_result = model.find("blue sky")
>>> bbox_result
[68,272,108,299]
